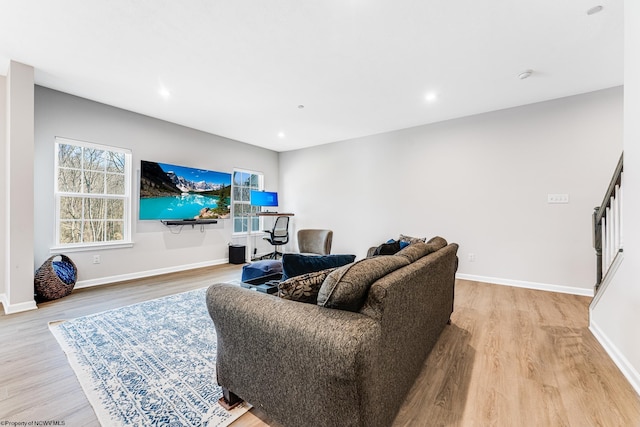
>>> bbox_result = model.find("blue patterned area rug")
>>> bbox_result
[49,287,250,426]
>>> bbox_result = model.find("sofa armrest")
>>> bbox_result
[206,283,381,426]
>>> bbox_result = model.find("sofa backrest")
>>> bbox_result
[317,255,409,311]
[394,236,447,263]
[358,242,458,427]
[360,242,458,322]
[316,237,452,314]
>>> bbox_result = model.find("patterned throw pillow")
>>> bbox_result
[399,234,427,245]
[278,268,337,304]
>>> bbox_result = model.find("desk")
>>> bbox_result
[256,212,295,217]
[246,212,295,261]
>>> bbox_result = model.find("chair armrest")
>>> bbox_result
[206,283,381,422]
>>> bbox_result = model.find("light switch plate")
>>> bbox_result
[547,193,569,204]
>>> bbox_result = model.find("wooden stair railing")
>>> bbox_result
[593,152,624,293]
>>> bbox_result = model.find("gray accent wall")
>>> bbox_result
[34,86,279,286]
[279,87,623,294]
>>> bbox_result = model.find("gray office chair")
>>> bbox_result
[297,229,333,255]
[262,216,290,259]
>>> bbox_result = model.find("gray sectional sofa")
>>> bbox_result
[206,237,459,427]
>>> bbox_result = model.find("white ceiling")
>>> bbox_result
[0,1,623,152]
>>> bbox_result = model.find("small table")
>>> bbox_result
[229,244,246,264]
[240,273,282,294]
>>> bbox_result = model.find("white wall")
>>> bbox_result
[589,0,640,395]
[280,87,623,294]
[3,62,37,314]
[0,74,6,302]
[34,87,279,286]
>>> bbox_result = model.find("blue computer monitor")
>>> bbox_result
[250,190,279,207]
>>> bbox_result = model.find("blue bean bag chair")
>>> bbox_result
[242,260,283,282]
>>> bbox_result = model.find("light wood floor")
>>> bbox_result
[1,265,639,426]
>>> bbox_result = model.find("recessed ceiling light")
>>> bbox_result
[425,92,438,103]
[587,5,603,15]
[518,69,533,80]
[277,132,286,139]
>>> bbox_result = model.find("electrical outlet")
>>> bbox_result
[93,254,101,264]
[468,253,476,262]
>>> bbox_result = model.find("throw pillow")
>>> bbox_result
[373,240,401,256]
[388,238,410,249]
[278,268,337,304]
[317,255,410,312]
[52,260,76,285]
[399,234,427,245]
[282,253,356,280]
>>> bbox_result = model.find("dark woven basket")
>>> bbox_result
[34,254,77,301]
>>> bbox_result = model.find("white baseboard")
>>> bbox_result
[0,293,38,314]
[0,293,6,314]
[590,251,624,310]
[456,273,594,297]
[589,320,640,397]
[75,258,231,289]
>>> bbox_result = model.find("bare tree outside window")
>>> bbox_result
[232,170,263,233]
[55,137,131,247]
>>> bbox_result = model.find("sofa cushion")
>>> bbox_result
[282,253,356,280]
[394,237,448,263]
[394,242,430,263]
[278,268,337,304]
[317,255,410,312]
[426,236,448,249]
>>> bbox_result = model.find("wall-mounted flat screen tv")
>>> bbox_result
[139,160,231,220]
[250,190,279,207]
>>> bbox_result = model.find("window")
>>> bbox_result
[232,169,263,233]
[54,137,132,248]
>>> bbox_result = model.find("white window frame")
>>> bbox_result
[232,169,264,235]
[52,137,133,251]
